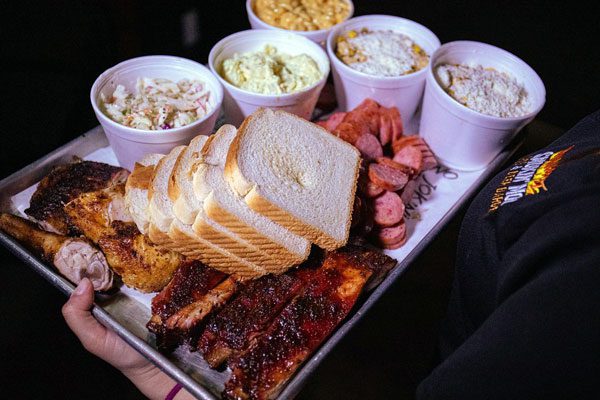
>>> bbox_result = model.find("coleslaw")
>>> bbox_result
[100,77,213,131]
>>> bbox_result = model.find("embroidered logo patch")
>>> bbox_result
[488,146,573,212]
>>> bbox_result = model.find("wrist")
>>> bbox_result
[120,360,159,386]
[121,362,194,400]
[122,363,172,400]
[122,363,195,400]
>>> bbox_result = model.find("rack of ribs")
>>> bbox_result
[0,213,113,291]
[147,261,230,350]
[222,248,379,400]
[160,277,238,350]
[196,250,325,368]
[25,160,129,235]
[64,185,181,292]
[197,273,306,368]
[142,245,395,398]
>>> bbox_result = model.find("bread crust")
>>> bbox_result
[244,186,344,251]
[125,156,163,235]
[167,160,181,203]
[223,110,258,197]
[170,135,210,224]
[203,193,310,266]
[190,216,279,268]
[148,146,186,230]
[168,223,265,278]
[126,163,155,190]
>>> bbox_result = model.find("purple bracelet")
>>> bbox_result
[165,383,183,400]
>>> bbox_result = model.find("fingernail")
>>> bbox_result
[74,278,90,295]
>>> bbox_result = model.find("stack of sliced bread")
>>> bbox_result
[125,108,361,278]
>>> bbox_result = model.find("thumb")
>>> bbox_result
[66,277,95,311]
[62,278,108,354]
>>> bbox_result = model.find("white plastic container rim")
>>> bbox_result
[90,55,224,143]
[427,41,546,128]
[326,14,442,88]
[245,0,355,41]
[208,29,330,105]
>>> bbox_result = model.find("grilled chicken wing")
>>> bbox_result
[0,213,113,291]
[25,160,129,235]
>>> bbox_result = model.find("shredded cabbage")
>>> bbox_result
[100,77,213,131]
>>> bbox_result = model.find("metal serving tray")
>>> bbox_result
[0,124,522,399]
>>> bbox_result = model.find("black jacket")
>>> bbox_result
[417,110,600,399]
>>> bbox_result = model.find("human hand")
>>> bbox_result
[62,277,151,374]
[62,278,193,400]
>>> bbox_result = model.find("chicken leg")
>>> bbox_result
[0,213,113,291]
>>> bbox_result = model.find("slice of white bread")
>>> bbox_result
[147,146,187,247]
[196,124,311,269]
[168,134,210,225]
[123,144,267,277]
[125,153,164,234]
[224,108,361,250]
[146,143,267,277]
[166,127,275,270]
[168,220,267,278]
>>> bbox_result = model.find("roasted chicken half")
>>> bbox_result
[64,185,184,292]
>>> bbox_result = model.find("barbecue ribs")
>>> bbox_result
[0,213,113,291]
[25,160,129,235]
[197,273,305,368]
[144,244,395,399]
[147,261,230,350]
[222,249,376,400]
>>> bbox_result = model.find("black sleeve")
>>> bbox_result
[416,194,600,399]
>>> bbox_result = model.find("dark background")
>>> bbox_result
[1,1,598,399]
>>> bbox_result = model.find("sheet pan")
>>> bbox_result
[0,124,523,399]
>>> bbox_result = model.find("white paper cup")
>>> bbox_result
[245,0,354,47]
[208,29,330,126]
[420,41,546,171]
[90,55,224,171]
[327,15,441,130]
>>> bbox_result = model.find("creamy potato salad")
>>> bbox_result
[220,45,322,95]
[100,77,213,130]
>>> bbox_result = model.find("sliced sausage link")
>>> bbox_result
[392,135,420,154]
[365,180,385,198]
[316,120,328,129]
[323,111,347,132]
[373,219,407,249]
[375,156,417,176]
[352,99,381,134]
[422,155,439,170]
[387,107,404,143]
[368,163,409,192]
[371,190,405,227]
[333,122,362,145]
[393,145,423,175]
[399,179,417,205]
[379,113,392,146]
[355,133,384,160]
